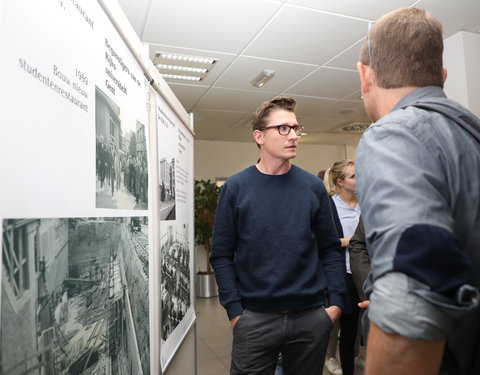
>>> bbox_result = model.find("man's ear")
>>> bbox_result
[357,61,373,96]
[442,67,447,84]
[253,130,264,146]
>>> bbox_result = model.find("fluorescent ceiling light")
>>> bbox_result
[161,74,202,81]
[158,53,216,65]
[156,64,208,73]
[251,69,275,87]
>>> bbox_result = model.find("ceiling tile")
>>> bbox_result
[215,56,317,92]
[316,99,369,119]
[142,0,283,53]
[415,0,480,36]
[325,38,365,70]
[244,6,368,64]
[300,131,362,146]
[117,0,151,36]
[193,110,251,128]
[343,89,363,101]
[287,95,337,117]
[167,83,210,111]
[300,116,352,132]
[287,0,415,20]
[195,88,276,112]
[193,126,230,141]
[119,0,480,146]
[195,126,255,142]
[285,67,360,98]
[210,127,256,142]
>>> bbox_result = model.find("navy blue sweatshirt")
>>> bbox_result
[210,165,345,320]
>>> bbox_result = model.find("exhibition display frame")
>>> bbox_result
[0,0,197,373]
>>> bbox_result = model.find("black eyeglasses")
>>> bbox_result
[263,124,304,136]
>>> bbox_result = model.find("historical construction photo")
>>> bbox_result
[159,157,176,220]
[96,86,149,210]
[160,224,191,340]
[1,217,150,375]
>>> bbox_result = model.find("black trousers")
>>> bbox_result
[339,274,361,375]
[231,307,333,375]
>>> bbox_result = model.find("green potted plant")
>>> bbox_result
[194,179,222,297]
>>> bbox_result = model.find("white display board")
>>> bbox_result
[156,91,196,371]
[0,0,195,374]
[0,0,149,216]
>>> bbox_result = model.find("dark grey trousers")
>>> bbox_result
[231,307,333,375]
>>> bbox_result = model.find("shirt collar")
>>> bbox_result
[392,86,447,113]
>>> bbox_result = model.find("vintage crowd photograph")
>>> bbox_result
[95,86,149,210]
[159,156,176,220]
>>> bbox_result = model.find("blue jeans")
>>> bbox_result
[231,307,333,375]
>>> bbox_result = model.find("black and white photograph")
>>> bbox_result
[1,217,150,375]
[96,86,149,210]
[160,224,191,340]
[159,157,176,220]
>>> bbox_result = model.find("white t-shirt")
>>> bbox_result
[332,194,361,273]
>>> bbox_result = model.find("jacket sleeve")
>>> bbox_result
[348,217,370,301]
[316,188,346,310]
[210,184,243,320]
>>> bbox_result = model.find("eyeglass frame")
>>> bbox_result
[262,124,304,136]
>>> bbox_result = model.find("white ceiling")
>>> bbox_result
[118,0,480,146]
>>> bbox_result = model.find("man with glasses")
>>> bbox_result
[211,96,345,374]
[355,7,480,375]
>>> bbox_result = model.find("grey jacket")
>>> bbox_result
[356,86,480,373]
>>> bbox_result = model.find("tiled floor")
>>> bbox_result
[196,296,365,375]
[196,297,232,375]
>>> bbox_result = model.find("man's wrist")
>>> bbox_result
[325,305,342,322]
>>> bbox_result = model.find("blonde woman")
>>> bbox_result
[323,160,361,375]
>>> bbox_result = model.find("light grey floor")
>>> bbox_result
[195,297,365,375]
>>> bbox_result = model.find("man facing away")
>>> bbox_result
[210,96,346,375]
[355,7,480,375]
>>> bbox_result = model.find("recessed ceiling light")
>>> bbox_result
[156,64,208,73]
[250,69,275,87]
[156,52,216,65]
[153,52,216,82]
[161,74,202,81]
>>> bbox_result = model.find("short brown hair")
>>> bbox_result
[252,96,296,131]
[359,7,444,89]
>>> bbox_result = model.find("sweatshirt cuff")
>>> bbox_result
[226,302,244,321]
[328,294,345,311]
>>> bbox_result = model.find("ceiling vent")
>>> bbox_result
[336,122,371,133]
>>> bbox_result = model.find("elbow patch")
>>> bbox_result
[393,224,471,297]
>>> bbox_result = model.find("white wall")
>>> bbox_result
[345,145,357,161]
[463,32,480,117]
[444,31,480,117]
[194,139,346,181]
